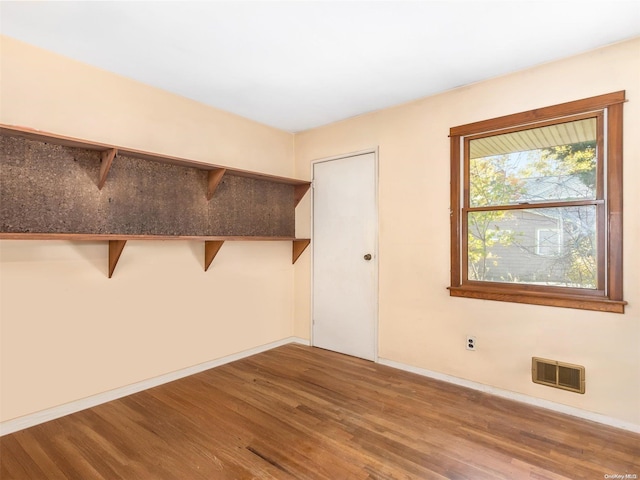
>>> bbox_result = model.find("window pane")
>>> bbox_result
[469,118,597,207]
[467,206,597,288]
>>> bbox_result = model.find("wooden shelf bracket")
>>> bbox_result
[204,240,225,271]
[292,239,311,264]
[108,240,127,278]
[206,168,227,200]
[98,148,117,190]
[294,183,311,207]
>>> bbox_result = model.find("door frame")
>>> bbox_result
[310,148,380,362]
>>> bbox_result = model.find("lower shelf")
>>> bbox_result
[0,234,311,278]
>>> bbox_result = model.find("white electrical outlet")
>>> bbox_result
[466,336,476,351]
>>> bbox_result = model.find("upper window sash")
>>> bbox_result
[463,112,603,210]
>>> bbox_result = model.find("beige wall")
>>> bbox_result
[0,36,296,422]
[294,38,640,425]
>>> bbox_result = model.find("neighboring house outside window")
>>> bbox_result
[536,228,561,257]
[449,92,626,313]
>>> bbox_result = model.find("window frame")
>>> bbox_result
[449,91,626,313]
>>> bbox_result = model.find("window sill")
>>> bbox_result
[448,285,626,314]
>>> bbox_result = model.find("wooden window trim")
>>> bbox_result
[449,92,627,314]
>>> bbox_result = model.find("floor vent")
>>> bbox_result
[532,357,585,394]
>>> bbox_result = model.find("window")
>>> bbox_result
[449,92,626,313]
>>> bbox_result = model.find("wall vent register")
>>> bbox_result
[532,357,585,394]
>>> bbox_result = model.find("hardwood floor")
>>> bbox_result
[1,344,639,479]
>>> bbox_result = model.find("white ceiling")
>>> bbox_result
[1,1,639,132]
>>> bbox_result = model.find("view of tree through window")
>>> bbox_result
[466,117,598,288]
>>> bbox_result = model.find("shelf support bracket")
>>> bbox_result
[294,183,311,207]
[204,240,225,271]
[206,168,227,200]
[292,239,310,264]
[108,240,127,278]
[98,148,117,190]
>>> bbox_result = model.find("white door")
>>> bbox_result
[312,152,377,361]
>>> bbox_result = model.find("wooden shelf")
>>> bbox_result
[0,124,312,277]
[0,124,310,188]
[0,234,311,277]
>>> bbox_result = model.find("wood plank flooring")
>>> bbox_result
[1,344,639,479]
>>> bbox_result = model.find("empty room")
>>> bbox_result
[1,1,639,478]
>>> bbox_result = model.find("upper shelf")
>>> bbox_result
[0,124,310,188]
[1,124,310,238]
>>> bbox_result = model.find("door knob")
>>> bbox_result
[363,254,372,261]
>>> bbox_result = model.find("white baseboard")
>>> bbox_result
[9,337,633,437]
[0,336,310,436]
[378,357,640,434]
